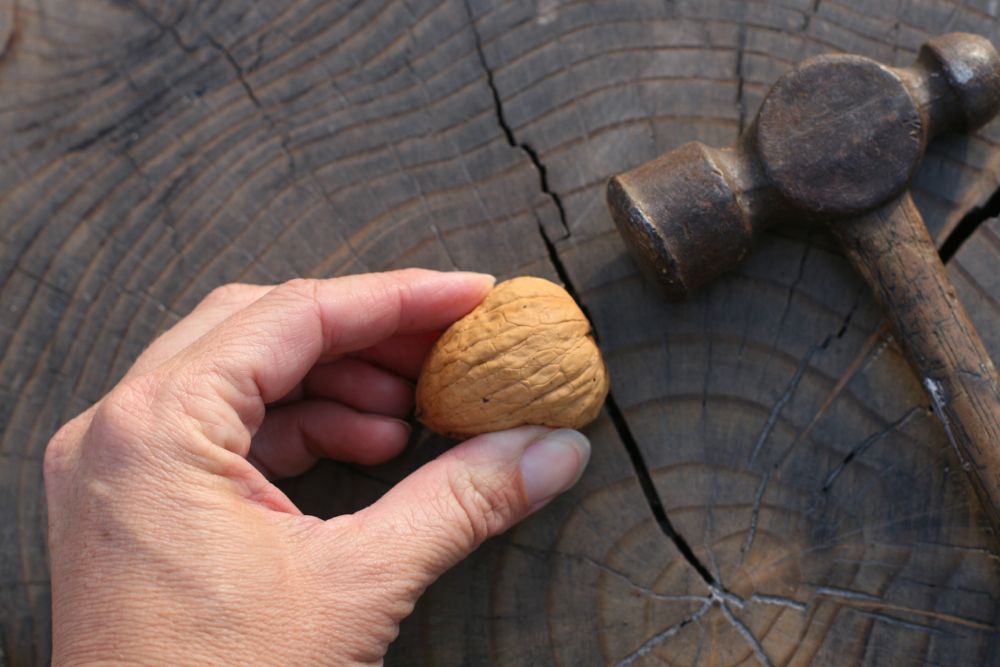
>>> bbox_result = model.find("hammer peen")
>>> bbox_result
[607,33,1000,533]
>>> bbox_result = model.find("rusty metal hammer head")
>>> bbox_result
[607,33,1000,300]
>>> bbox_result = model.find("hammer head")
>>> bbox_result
[609,33,1000,300]
[606,142,775,301]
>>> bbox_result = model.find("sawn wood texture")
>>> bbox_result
[2,1,1000,665]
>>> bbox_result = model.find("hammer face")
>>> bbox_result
[756,55,924,217]
[607,143,756,300]
[607,174,687,300]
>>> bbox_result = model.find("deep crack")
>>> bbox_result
[465,0,569,240]
[464,0,717,591]
[605,396,719,587]
[939,183,1000,262]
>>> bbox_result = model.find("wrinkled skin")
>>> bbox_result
[44,270,590,666]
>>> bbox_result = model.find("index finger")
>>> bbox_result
[170,269,494,424]
[353,330,444,380]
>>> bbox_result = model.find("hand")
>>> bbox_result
[44,269,591,666]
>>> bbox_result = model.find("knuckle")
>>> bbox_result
[43,413,89,481]
[278,277,318,301]
[353,274,406,332]
[202,282,255,307]
[443,463,520,549]
[87,378,156,443]
[42,438,65,481]
[271,278,326,343]
[44,376,164,481]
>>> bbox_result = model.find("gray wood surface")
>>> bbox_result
[3,1,1000,664]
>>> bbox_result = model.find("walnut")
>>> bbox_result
[415,276,609,438]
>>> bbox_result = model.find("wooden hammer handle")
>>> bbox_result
[832,192,1000,533]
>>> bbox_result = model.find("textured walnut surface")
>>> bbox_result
[415,277,609,438]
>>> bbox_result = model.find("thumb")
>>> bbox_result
[354,426,590,587]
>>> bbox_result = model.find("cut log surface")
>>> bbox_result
[2,1,1000,665]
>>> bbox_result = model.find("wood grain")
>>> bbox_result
[2,1,1000,665]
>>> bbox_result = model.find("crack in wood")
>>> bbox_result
[703,499,724,583]
[603,386,721,588]
[740,470,770,564]
[788,323,883,454]
[914,540,1000,563]
[7,3,1000,665]
[749,293,865,476]
[205,33,264,108]
[857,610,948,636]
[939,180,1000,261]
[202,35,371,272]
[614,599,713,667]
[464,0,723,594]
[503,539,713,602]
[812,585,996,631]
[746,244,863,473]
[690,621,707,666]
[770,243,812,357]
[122,0,370,273]
[122,0,195,54]
[720,602,775,667]
[749,593,807,611]
[464,0,570,241]
[821,406,925,492]
[711,584,747,609]
[802,0,822,32]
[815,585,883,602]
[738,298,874,561]
[582,554,712,602]
[748,344,816,467]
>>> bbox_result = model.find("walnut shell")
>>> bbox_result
[415,276,609,438]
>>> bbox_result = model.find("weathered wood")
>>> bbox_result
[3,1,1000,665]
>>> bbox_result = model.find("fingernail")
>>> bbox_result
[520,429,591,507]
[458,271,497,288]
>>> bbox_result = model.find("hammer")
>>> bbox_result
[607,33,1000,532]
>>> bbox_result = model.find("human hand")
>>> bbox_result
[44,269,591,666]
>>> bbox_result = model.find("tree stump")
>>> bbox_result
[2,1,1000,664]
